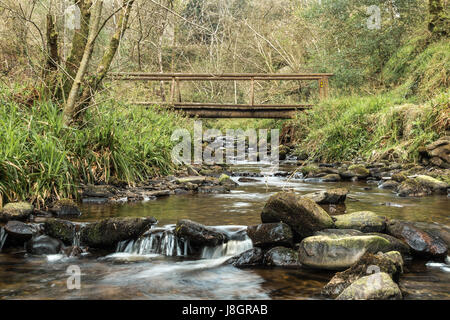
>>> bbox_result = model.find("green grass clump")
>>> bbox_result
[0,84,189,207]
[290,90,448,163]
[383,36,449,100]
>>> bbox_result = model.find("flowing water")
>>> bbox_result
[0,162,449,300]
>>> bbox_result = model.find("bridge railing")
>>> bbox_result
[107,73,333,118]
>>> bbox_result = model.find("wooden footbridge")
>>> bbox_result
[109,72,333,119]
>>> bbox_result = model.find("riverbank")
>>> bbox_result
[0,83,190,208]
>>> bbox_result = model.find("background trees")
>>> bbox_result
[0,0,447,120]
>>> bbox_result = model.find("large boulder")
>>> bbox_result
[80,217,156,249]
[175,219,228,247]
[49,199,81,217]
[314,229,410,255]
[247,223,293,248]
[225,247,264,268]
[414,175,448,193]
[298,234,392,270]
[264,246,301,268]
[336,272,402,300]
[261,192,334,239]
[44,219,76,245]
[25,235,62,255]
[386,220,448,259]
[334,211,386,233]
[397,176,448,197]
[302,188,348,204]
[0,202,33,222]
[322,251,403,298]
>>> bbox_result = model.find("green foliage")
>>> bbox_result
[0,84,188,206]
[384,37,450,100]
[291,90,448,162]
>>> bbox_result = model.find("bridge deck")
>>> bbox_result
[109,73,332,118]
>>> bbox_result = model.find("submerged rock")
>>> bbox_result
[302,188,348,205]
[80,217,156,249]
[386,220,448,259]
[247,222,293,248]
[44,219,76,245]
[322,251,403,298]
[225,247,264,268]
[298,234,392,270]
[261,192,334,239]
[264,246,301,268]
[175,219,227,247]
[336,272,402,300]
[0,202,33,222]
[25,235,62,255]
[334,211,386,233]
[49,199,81,217]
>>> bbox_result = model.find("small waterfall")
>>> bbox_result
[116,226,186,257]
[72,230,81,247]
[0,227,7,252]
[201,237,253,259]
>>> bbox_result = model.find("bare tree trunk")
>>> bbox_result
[74,0,135,123]
[63,0,103,125]
[43,13,59,96]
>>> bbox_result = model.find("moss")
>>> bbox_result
[300,165,320,176]
[348,164,370,176]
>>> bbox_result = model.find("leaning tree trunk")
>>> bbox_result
[73,0,135,123]
[63,0,135,125]
[64,1,103,126]
[62,0,93,100]
[428,0,448,40]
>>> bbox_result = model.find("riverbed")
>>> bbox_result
[0,162,449,300]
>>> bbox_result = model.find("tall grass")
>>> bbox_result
[289,90,448,163]
[0,84,189,207]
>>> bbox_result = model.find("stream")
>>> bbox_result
[0,162,449,300]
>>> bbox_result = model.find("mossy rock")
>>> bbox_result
[44,218,76,245]
[50,199,81,217]
[415,175,448,193]
[391,172,408,182]
[322,251,403,298]
[334,211,386,233]
[300,165,320,176]
[298,234,392,270]
[397,178,432,197]
[336,272,402,300]
[347,164,370,178]
[261,192,334,239]
[218,174,237,187]
[0,202,33,222]
[80,217,157,249]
